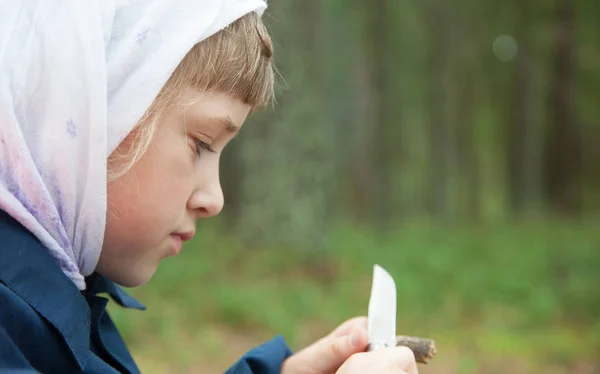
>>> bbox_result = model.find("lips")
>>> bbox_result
[172,230,195,242]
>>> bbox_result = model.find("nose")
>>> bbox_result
[187,179,224,218]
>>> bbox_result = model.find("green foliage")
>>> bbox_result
[112,0,600,372]
[111,220,600,371]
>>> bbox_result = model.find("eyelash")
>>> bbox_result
[193,138,216,156]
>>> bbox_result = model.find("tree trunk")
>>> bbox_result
[425,0,451,221]
[236,0,331,250]
[351,53,375,225]
[543,0,582,216]
[508,0,538,216]
[456,74,480,220]
[368,0,394,230]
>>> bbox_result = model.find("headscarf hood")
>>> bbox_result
[0,0,267,289]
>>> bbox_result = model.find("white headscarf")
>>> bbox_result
[0,0,267,290]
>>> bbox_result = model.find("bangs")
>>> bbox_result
[173,12,275,109]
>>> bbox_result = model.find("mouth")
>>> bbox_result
[172,230,195,242]
[168,230,195,256]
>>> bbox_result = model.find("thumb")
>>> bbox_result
[296,329,369,374]
[324,329,369,367]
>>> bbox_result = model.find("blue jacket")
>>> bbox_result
[0,210,293,373]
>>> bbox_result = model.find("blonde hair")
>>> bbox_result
[107,12,275,181]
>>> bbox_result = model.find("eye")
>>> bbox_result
[193,138,216,157]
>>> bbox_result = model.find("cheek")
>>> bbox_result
[104,130,198,243]
[105,178,157,240]
[121,169,189,228]
[144,148,197,211]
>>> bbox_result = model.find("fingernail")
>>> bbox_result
[350,333,360,348]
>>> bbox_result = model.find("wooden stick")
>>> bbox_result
[395,336,437,364]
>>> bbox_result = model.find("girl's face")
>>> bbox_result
[97,89,251,287]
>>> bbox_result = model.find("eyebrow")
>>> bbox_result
[208,116,239,134]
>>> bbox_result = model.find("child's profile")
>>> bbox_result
[0,1,418,373]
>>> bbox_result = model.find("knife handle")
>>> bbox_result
[366,341,391,352]
[395,336,437,364]
[366,336,437,365]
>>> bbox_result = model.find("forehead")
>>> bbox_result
[177,89,251,128]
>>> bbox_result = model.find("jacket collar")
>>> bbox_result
[0,210,145,370]
[84,272,146,310]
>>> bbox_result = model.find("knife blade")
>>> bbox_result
[367,264,397,351]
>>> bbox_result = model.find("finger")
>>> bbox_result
[298,327,369,373]
[394,346,418,374]
[369,346,418,374]
[396,346,419,374]
[319,328,368,372]
[328,316,368,338]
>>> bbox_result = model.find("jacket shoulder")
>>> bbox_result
[0,281,75,373]
[0,322,38,373]
[225,335,293,374]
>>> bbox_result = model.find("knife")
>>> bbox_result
[366,264,438,364]
[367,264,397,351]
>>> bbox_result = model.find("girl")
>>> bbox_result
[0,1,418,373]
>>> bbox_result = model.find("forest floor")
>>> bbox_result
[109,220,600,374]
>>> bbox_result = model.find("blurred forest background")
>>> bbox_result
[110,0,600,373]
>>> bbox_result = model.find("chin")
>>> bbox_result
[101,264,158,288]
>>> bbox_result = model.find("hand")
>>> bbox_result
[336,346,418,374]
[280,316,370,374]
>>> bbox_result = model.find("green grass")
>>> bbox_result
[109,219,600,372]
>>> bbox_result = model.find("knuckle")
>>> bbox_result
[328,335,355,359]
[396,345,416,361]
[345,352,366,366]
[329,340,346,358]
[395,346,418,373]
